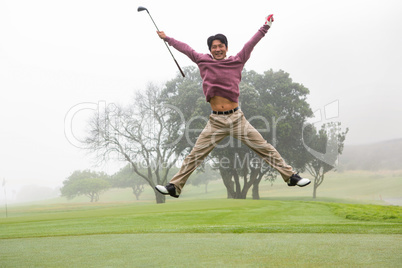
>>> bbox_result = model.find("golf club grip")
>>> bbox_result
[174,59,185,77]
[163,42,185,78]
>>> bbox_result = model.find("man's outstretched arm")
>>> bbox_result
[156,31,202,63]
[236,14,274,63]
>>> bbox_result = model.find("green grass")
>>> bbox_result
[1,170,401,267]
[255,170,402,205]
[328,203,401,222]
[1,199,401,267]
[2,233,401,267]
[1,199,401,239]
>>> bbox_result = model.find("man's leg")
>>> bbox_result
[233,111,310,186]
[157,115,229,197]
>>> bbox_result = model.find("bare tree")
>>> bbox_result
[84,84,185,203]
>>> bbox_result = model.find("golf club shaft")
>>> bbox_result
[146,12,185,78]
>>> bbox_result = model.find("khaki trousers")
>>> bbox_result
[170,110,294,193]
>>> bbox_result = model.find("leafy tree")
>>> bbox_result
[111,164,148,200]
[60,170,110,202]
[303,122,349,198]
[187,163,220,194]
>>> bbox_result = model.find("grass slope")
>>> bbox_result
[1,199,401,239]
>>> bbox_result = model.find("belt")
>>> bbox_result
[212,107,239,115]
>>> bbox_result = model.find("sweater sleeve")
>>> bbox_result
[236,25,269,63]
[165,37,202,63]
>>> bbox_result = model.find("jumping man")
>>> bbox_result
[155,14,310,198]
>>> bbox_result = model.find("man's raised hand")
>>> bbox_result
[265,14,274,27]
[157,31,166,40]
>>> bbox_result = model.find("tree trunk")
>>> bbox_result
[249,169,261,200]
[313,182,317,199]
[154,191,166,204]
[239,190,247,199]
[233,171,242,198]
[252,179,261,200]
[220,168,235,198]
[132,185,144,200]
[226,188,233,199]
[88,192,96,202]
[240,180,253,199]
[312,173,325,199]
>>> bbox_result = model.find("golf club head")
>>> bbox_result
[137,6,148,13]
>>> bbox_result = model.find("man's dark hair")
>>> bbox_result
[207,34,228,51]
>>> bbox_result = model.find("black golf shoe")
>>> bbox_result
[287,173,311,187]
[155,183,180,198]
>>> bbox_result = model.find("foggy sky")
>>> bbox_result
[1,0,401,189]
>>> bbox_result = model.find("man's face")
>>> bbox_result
[210,40,228,60]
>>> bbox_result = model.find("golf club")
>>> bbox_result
[137,6,185,78]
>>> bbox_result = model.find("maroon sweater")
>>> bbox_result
[165,25,270,103]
